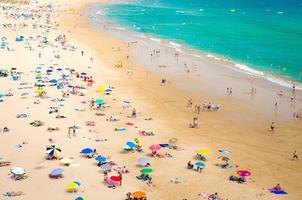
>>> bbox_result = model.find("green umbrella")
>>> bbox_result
[140,168,153,174]
[95,98,104,104]
[36,84,45,87]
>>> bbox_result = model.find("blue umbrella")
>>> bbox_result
[104,88,112,94]
[50,168,64,176]
[49,79,57,83]
[75,197,86,200]
[46,69,53,73]
[126,141,136,148]
[95,155,106,163]
[37,79,43,83]
[80,72,86,76]
[80,148,93,154]
[57,68,63,71]
[11,76,17,81]
[195,162,206,168]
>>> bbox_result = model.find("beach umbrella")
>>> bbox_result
[11,67,17,70]
[46,69,53,73]
[57,68,63,71]
[46,145,62,157]
[99,163,112,171]
[96,85,105,93]
[104,88,112,94]
[132,191,146,199]
[149,144,161,151]
[10,167,25,176]
[0,93,5,98]
[138,157,150,165]
[80,148,93,155]
[219,149,232,154]
[95,98,104,104]
[36,66,42,70]
[237,170,251,177]
[49,79,57,83]
[50,168,64,176]
[36,83,45,87]
[195,162,206,168]
[80,72,86,76]
[196,149,211,155]
[140,168,153,174]
[36,88,44,94]
[66,181,81,192]
[217,156,230,161]
[75,197,87,200]
[123,144,132,150]
[60,157,73,165]
[110,176,121,182]
[95,155,106,163]
[126,141,136,148]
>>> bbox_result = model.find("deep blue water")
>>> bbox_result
[100,0,302,81]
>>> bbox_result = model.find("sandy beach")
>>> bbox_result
[0,0,302,200]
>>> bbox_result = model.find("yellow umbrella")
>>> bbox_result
[66,181,80,192]
[196,149,211,155]
[36,88,44,94]
[96,85,105,93]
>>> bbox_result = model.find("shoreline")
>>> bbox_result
[87,1,302,90]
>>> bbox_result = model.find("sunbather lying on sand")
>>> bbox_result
[30,120,43,127]
[0,161,11,167]
[56,114,66,119]
[3,191,24,197]
[47,127,60,132]
[139,130,154,136]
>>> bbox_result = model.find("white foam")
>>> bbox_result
[115,27,126,31]
[193,54,201,58]
[150,37,162,43]
[234,64,264,76]
[169,42,182,47]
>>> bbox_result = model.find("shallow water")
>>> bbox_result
[94,0,302,82]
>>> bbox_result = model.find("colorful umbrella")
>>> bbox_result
[80,148,93,155]
[50,168,64,176]
[237,170,251,177]
[196,149,211,155]
[126,141,136,148]
[49,79,57,83]
[66,181,81,192]
[96,85,105,93]
[217,156,230,161]
[140,168,153,174]
[46,145,62,157]
[149,144,161,151]
[95,98,104,104]
[99,163,112,171]
[195,162,206,168]
[36,88,44,94]
[137,157,150,165]
[110,176,121,182]
[10,167,25,176]
[95,155,106,163]
[75,197,87,200]
[132,191,146,198]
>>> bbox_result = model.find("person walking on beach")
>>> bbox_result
[292,150,299,160]
[270,122,275,132]
[227,88,229,95]
[81,50,84,56]
[187,99,193,107]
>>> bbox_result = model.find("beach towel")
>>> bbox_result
[269,189,288,195]
[159,144,170,148]
[115,128,126,132]
[219,149,232,154]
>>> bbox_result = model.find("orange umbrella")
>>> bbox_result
[132,191,146,198]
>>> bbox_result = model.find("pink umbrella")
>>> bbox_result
[237,170,251,177]
[149,144,161,151]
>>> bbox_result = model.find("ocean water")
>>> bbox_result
[98,0,302,82]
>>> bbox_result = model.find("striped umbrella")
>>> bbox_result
[46,145,62,157]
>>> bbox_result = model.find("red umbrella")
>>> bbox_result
[149,144,161,151]
[237,170,251,177]
[110,176,121,182]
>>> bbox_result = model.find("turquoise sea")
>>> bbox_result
[99,0,302,82]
